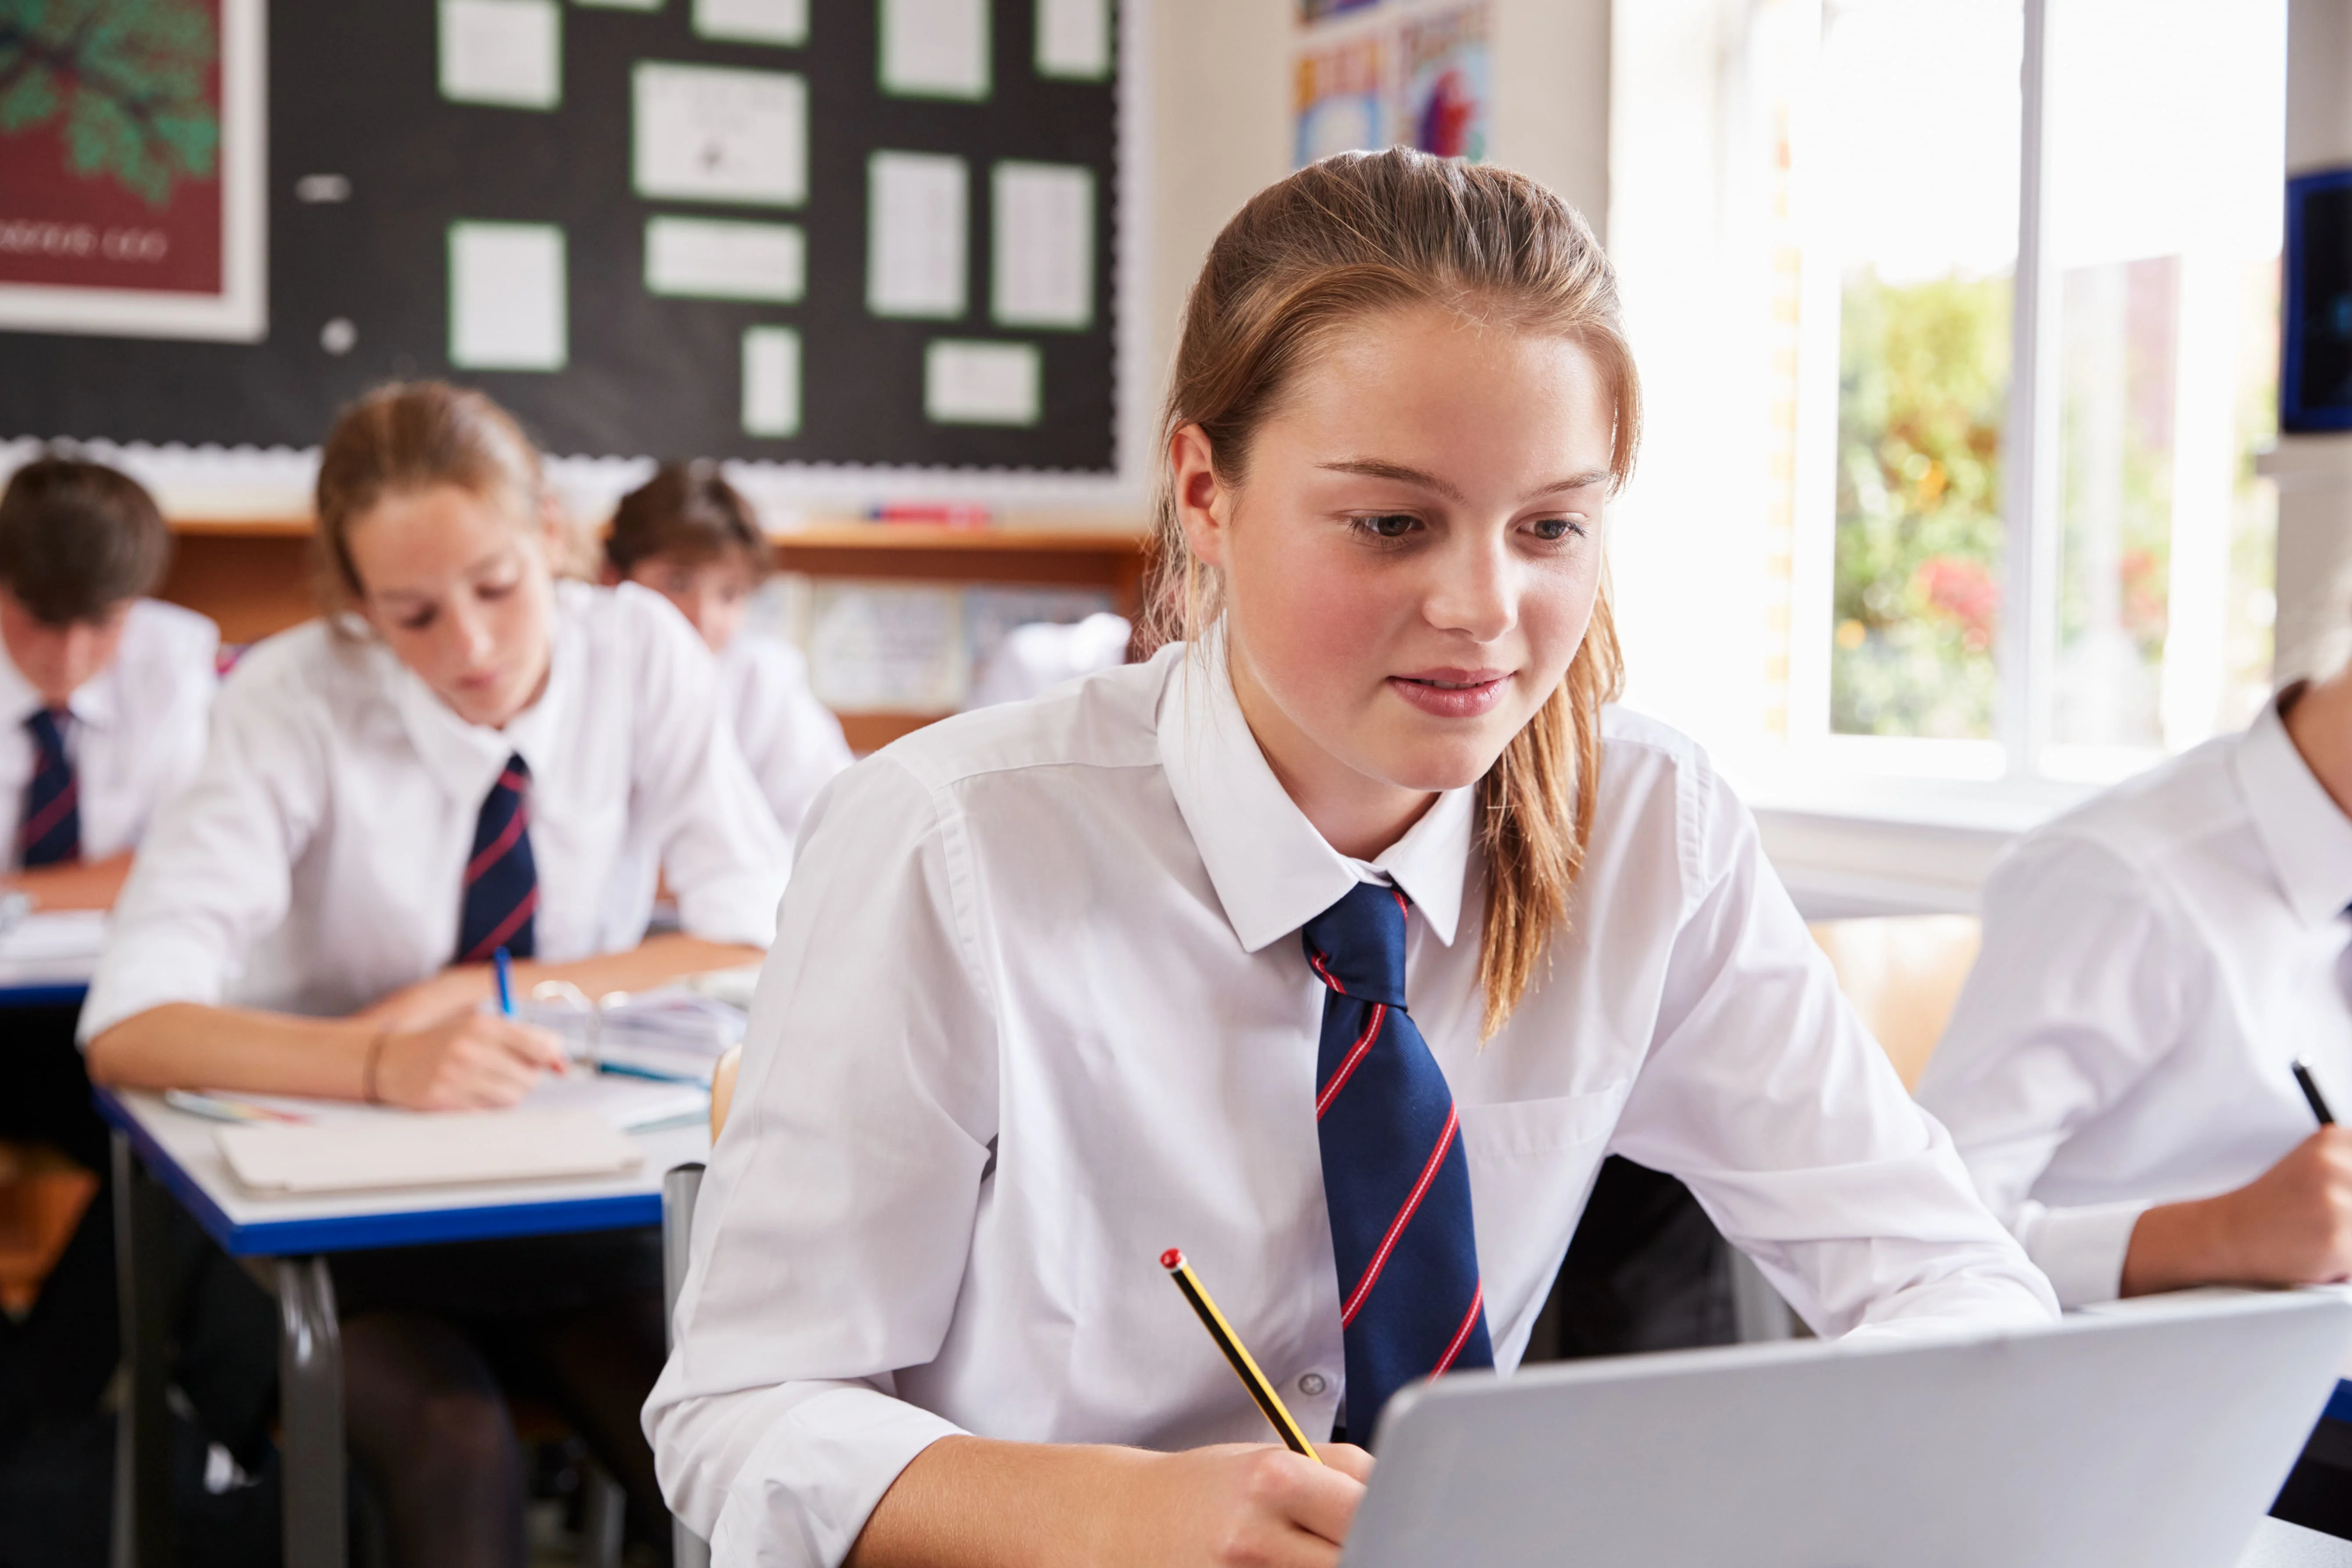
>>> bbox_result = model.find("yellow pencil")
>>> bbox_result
[1162,1248,1323,1463]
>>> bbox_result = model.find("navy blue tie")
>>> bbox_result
[19,708,79,868]
[455,753,537,963]
[1305,881,1492,1444]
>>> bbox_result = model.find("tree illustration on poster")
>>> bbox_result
[0,0,221,206]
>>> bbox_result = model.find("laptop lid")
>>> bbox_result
[1345,1290,2352,1568]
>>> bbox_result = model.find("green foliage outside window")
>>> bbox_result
[1831,269,2010,739]
[0,0,219,206]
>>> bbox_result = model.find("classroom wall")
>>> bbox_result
[2271,0,2352,683]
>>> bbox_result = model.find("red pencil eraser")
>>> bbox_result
[1161,1248,1184,1271]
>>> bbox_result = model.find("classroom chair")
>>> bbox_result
[660,1043,740,1568]
[1807,915,1983,1090]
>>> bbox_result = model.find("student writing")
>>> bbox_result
[646,151,2057,1568]
[1918,654,2352,1306]
[606,460,852,850]
[82,383,790,1568]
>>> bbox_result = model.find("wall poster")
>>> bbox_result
[0,0,266,340]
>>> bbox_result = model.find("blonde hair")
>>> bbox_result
[313,381,547,609]
[1142,149,1635,1037]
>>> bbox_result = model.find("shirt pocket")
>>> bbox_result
[1456,1083,1631,1165]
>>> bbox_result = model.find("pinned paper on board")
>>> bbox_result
[867,152,968,319]
[1035,0,1111,80]
[438,0,562,110]
[695,0,809,46]
[742,325,802,437]
[925,339,1041,426]
[806,583,970,712]
[992,162,1093,330]
[448,221,567,371]
[573,0,659,9]
[633,62,808,207]
[1399,4,1491,162]
[645,216,805,301]
[878,0,990,100]
[1294,35,1384,168]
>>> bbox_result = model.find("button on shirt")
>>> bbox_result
[82,582,788,1035]
[1916,696,2352,1308]
[0,598,217,867]
[647,640,2056,1566]
[719,631,852,852]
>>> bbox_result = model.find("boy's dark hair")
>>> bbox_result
[0,456,174,625]
[606,460,771,579]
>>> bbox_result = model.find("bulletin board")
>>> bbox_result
[0,0,1126,476]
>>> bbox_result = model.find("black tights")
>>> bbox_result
[333,1231,671,1568]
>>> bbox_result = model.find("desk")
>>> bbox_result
[2246,1518,2352,1566]
[97,1087,708,1568]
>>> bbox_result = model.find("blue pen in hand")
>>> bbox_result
[494,946,516,1017]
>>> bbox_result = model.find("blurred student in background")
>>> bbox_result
[82,384,788,1567]
[606,461,851,849]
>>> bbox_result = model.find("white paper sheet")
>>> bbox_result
[1036,0,1111,79]
[806,583,970,711]
[992,161,1093,329]
[644,216,805,301]
[573,0,658,9]
[448,222,567,371]
[925,339,1041,426]
[741,325,802,438]
[633,62,808,208]
[694,0,807,44]
[867,151,968,318]
[878,0,990,98]
[218,1108,642,1194]
[438,0,562,109]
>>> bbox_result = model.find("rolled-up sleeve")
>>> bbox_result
[1606,761,2060,1336]
[644,755,998,1564]
[79,653,316,1042]
[1915,836,2191,1307]
[619,587,793,947]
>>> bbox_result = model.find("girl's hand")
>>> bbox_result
[1094,1443,1375,1568]
[371,1008,566,1110]
[355,966,500,1033]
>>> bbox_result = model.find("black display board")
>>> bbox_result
[0,0,1121,472]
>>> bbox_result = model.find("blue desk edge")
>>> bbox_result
[94,1088,664,1257]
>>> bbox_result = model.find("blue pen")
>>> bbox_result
[494,946,515,1017]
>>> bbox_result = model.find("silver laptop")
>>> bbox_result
[1345,1290,2352,1568]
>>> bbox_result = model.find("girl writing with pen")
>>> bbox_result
[648,150,2056,1568]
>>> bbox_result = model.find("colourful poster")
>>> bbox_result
[1398,3,1491,163]
[0,0,265,340]
[1298,0,1379,21]
[1294,35,1384,169]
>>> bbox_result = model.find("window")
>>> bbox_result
[1610,0,2285,797]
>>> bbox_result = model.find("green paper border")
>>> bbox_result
[990,161,1094,332]
[692,0,808,47]
[924,339,1041,426]
[742,325,803,437]
[877,0,991,100]
[644,217,807,302]
[438,0,564,111]
[866,151,969,320]
[631,61,809,208]
[1033,0,1112,82]
[447,221,570,372]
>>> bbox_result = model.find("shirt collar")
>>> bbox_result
[1154,636,1470,954]
[0,644,114,731]
[382,582,581,803]
[2235,689,2352,928]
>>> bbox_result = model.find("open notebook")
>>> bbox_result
[201,1074,705,1196]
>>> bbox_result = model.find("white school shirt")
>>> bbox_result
[646,639,2057,1565]
[1915,693,2352,1308]
[719,631,852,849]
[0,598,217,866]
[81,581,787,1035]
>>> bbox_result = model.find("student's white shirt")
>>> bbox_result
[646,639,2057,1566]
[81,581,787,1035]
[0,598,217,866]
[1915,694,2352,1308]
[718,631,852,848]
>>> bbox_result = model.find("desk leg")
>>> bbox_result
[111,1134,176,1568]
[276,1257,346,1568]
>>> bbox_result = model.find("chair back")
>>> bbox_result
[710,1043,742,1139]
[1808,915,1982,1090]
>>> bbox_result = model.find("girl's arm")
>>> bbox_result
[844,1436,1372,1568]
[86,1000,565,1110]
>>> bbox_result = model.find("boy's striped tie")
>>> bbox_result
[18,708,79,868]
[1304,880,1492,1445]
[456,753,537,963]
